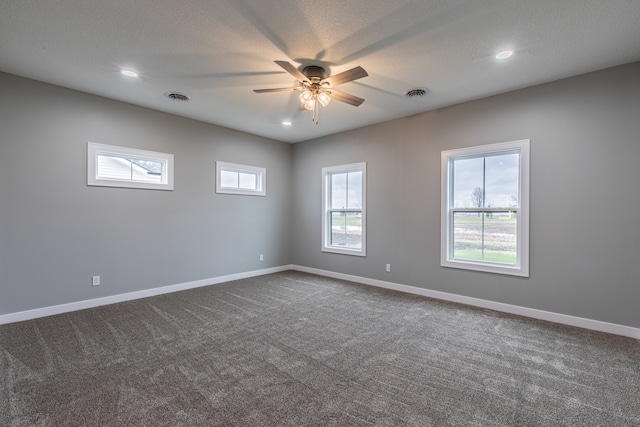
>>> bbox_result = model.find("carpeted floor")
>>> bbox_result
[1,271,639,426]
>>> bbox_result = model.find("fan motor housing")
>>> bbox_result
[302,66,327,80]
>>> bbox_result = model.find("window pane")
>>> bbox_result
[131,161,162,183]
[453,212,483,261]
[220,170,238,188]
[485,153,519,208]
[97,154,132,180]
[97,154,161,183]
[131,159,163,175]
[238,172,257,190]
[330,211,362,249]
[347,171,363,209]
[453,211,517,264]
[484,212,517,264]
[452,157,484,208]
[330,173,347,209]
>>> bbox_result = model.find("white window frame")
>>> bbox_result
[87,142,174,190]
[322,162,367,256]
[441,139,530,277]
[216,161,266,196]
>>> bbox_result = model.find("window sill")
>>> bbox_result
[441,258,528,277]
[322,247,366,257]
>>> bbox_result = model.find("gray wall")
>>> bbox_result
[0,73,292,314]
[2,63,639,330]
[292,62,640,328]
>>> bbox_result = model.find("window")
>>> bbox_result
[322,162,366,256]
[441,139,529,276]
[216,161,266,196]
[87,142,174,190]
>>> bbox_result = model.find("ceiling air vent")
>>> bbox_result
[405,88,428,98]
[165,92,190,102]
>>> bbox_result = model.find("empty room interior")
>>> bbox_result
[1,1,639,425]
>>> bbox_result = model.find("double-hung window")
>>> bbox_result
[441,140,529,276]
[87,142,174,190]
[322,162,366,256]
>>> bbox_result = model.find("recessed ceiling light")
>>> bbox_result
[120,69,138,77]
[282,121,292,126]
[495,50,514,60]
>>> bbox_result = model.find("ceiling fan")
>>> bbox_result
[253,60,368,124]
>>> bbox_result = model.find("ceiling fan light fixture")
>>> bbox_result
[299,87,330,116]
[255,60,368,125]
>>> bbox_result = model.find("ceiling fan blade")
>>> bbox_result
[274,60,309,82]
[327,89,365,107]
[323,66,368,87]
[253,87,298,93]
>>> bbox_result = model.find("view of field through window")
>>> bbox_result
[329,170,363,249]
[451,152,519,264]
[453,213,518,263]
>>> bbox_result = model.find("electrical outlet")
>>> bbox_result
[92,275,100,286]
[385,264,391,272]
[259,254,264,261]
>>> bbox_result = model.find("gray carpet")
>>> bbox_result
[1,271,639,426]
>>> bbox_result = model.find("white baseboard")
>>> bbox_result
[292,265,640,340]
[0,265,293,325]
[3,264,638,340]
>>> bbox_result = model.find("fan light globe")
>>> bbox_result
[317,92,331,107]
[304,98,316,110]
[299,90,312,103]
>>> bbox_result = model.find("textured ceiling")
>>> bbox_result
[1,0,639,143]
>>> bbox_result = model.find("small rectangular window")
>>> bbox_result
[216,161,266,196]
[441,140,529,276]
[322,162,366,256]
[87,142,174,190]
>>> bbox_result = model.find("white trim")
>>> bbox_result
[216,161,266,196]
[291,265,640,340]
[87,142,174,191]
[441,139,529,277]
[0,265,292,325]
[3,264,637,340]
